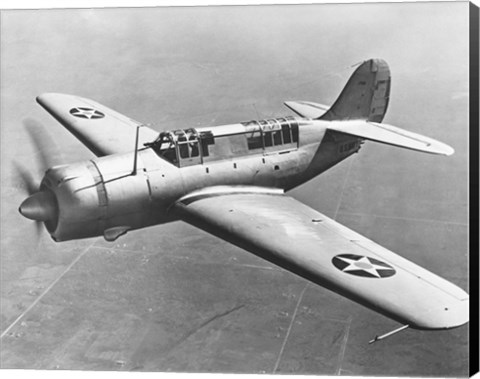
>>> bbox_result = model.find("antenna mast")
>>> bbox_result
[132,124,144,176]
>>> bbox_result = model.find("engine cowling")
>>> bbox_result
[20,154,167,242]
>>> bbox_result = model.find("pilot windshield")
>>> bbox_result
[146,132,177,164]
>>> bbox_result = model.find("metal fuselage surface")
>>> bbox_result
[41,118,360,241]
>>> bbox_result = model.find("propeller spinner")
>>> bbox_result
[16,119,62,237]
[19,190,58,222]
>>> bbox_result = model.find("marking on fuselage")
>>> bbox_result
[332,254,396,278]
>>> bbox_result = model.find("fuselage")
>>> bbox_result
[39,117,361,241]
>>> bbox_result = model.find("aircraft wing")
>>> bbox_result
[37,93,159,156]
[173,186,468,331]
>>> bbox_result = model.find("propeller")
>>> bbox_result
[15,118,62,240]
[14,160,46,239]
[12,161,38,196]
[23,118,62,170]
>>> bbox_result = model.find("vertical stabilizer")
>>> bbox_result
[319,59,391,122]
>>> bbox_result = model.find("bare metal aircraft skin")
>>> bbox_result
[19,59,468,342]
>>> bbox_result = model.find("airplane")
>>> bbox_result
[18,58,468,343]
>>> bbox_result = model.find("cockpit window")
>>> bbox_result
[175,130,189,159]
[144,132,178,164]
[244,120,263,150]
[146,116,299,167]
[242,116,299,151]
[282,123,292,143]
[145,129,205,167]
[189,134,199,157]
[199,131,214,157]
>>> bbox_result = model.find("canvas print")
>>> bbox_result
[0,2,470,376]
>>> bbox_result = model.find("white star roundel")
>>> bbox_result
[69,107,105,119]
[332,254,396,278]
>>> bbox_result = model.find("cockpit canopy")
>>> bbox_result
[144,117,299,167]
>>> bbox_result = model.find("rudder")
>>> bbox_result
[319,59,391,122]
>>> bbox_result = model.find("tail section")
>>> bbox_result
[327,120,454,156]
[319,59,391,122]
[284,58,454,156]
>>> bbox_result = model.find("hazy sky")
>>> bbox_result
[0,2,469,172]
[2,2,468,215]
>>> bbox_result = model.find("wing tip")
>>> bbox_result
[425,141,455,156]
[36,93,71,108]
[412,295,469,330]
[441,144,455,156]
[36,93,50,106]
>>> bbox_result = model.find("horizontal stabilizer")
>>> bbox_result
[284,101,330,119]
[327,120,454,156]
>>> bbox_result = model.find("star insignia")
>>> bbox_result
[332,254,396,278]
[69,107,105,120]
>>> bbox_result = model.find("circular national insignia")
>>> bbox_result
[332,254,395,278]
[69,107,105,119]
